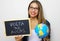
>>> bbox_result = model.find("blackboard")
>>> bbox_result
[4,19,30,36]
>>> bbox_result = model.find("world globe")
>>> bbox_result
[35,23,49,38]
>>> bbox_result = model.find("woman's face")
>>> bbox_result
[29,3,38,18]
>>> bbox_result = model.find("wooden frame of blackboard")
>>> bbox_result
[4,18,31,37]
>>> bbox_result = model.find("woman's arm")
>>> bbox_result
[43,20,51,41]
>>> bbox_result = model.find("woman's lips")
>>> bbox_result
[31,12,36,15]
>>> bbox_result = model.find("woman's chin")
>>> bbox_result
[30,16,36,18]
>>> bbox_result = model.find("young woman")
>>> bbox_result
[15,0,51,41]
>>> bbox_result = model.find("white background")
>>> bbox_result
[0,0,60,41]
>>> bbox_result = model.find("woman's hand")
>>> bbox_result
[44,37,50,41]
[15,35,24,41]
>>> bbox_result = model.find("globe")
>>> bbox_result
[35,23,49,38]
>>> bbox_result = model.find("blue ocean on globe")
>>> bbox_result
[35,23,49,38]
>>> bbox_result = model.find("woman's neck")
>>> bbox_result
[30,17,38,21]
[30,17,38,30]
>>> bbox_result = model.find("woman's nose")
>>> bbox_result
[32,9,35,12]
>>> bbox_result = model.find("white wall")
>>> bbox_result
[41,0,60,41]
[0,0,60,41]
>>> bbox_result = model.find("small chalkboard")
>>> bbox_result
[4,19,31,36]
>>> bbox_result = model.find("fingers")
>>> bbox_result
[44,38,50,41]
[15,35,24,41]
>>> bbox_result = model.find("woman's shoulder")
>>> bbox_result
[45,20,50,27]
